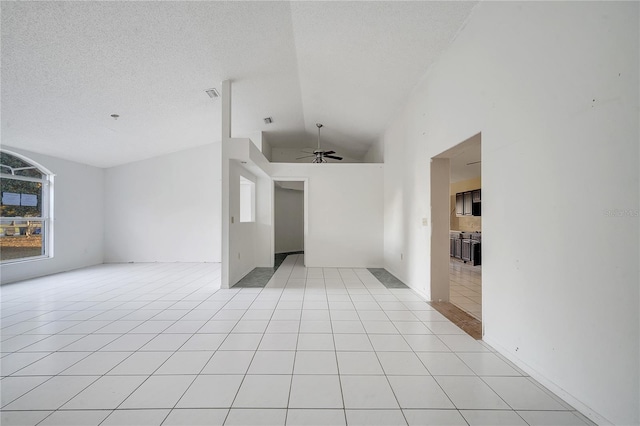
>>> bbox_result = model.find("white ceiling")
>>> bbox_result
[1,1,477,168]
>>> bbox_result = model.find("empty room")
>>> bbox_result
[1,2,638,426]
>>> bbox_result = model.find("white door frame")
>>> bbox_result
[430,157,451,302]
[430,133,482,317]
[271,177,308,266]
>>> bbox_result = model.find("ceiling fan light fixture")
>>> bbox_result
[205,88,220,99]
[304,123,343,164]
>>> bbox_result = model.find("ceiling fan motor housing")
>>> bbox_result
[296,123,343,162]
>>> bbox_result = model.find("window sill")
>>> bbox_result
[1,255,51,266]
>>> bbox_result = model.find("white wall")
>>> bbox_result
[254,168,274,269]
[227,162,257,285]
[271,163,383,268]
[104,143,221,263]
[222,137,382,284]
[223,137,274,287]
[274,185,304,253]
[363,137,384,163]
[382,2,638,424]
[221,135,274,287]
[1,147,104,284]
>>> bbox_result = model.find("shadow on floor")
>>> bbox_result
[234,251,304,288]
[367,268,409,288]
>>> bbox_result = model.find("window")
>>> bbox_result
[239,176,255,222]
[0,151,53,262]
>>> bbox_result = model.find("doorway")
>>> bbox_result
[273,180,306,268]
[431,134,482,334]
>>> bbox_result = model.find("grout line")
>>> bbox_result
[2,261,584,425]
[324,270,347,418]
[223,268,292,425]
[7,264,223,424]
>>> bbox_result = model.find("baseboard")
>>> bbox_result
[409,285,430,301]
[230,266,255,288]
[381,266,431,301]
[482,335,612,426]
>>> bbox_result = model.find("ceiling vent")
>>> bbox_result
[205,88,220,98]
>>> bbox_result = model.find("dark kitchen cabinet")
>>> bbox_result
[461,239,472,261]
[463,192,473,216]
[472,202,481,216]
[455,193,463,216]
[461,240,482,265]
[451,233,482,266]
[454,238,462,258]
[455,188,481,217]
[470,241,481,265]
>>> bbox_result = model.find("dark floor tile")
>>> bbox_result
[234,268,275,288]
[367,268,409,288]
[235,252,305,288]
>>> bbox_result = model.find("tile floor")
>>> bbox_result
[234,252,305,288]
[0,255,593,426]
[449,260,482,320]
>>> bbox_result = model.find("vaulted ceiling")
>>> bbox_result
[1,1,477,168]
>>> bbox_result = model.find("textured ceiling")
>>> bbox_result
[1,1,477,168]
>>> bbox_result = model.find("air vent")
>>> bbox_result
[205,88,220,98]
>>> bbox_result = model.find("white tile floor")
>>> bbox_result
[449,260,482,320]
[0,256,594,426]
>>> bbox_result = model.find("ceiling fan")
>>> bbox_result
[297,123,343,163]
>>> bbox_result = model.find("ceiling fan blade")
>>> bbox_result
[296,155,316,159]
[324,155,343,160]
[322,150,335,155]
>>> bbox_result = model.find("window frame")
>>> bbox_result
[239,175,256,223]
[0,150,54,264]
